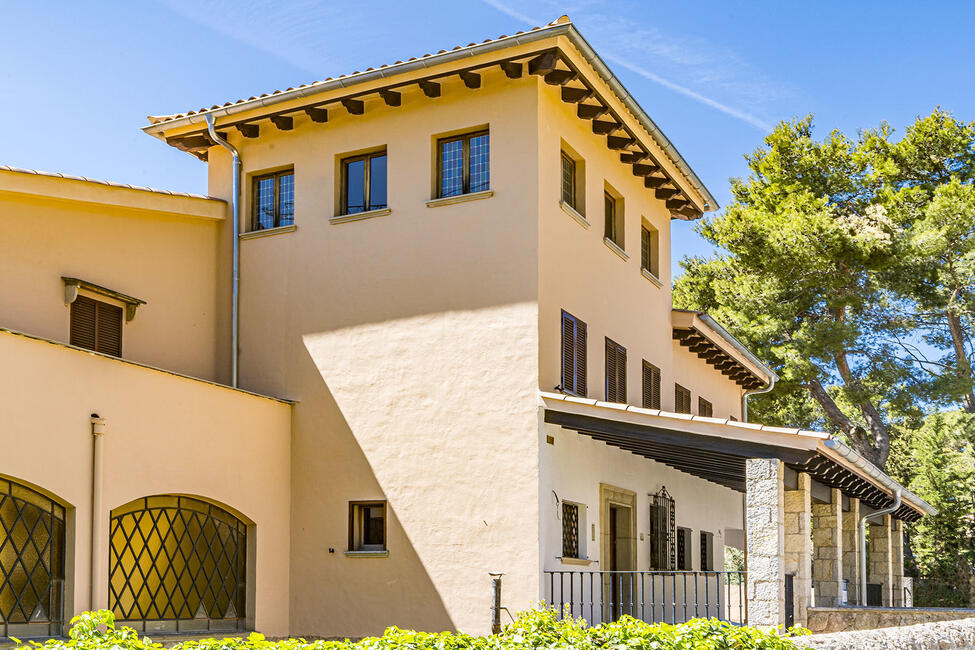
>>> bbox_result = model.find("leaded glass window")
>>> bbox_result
[0,479,65,640]
[561,152,576,208]
[437,131,489,198]
[108,495,247,633]
[252,170,294,231]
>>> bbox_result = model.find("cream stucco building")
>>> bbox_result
[1,16,933,641]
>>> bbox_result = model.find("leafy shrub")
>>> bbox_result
[13,609,805,650]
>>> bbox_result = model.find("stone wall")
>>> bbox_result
[795,616,975,649]
[806,606,975,634]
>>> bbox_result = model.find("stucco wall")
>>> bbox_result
[0,329,292,636]
[0,174,226,381]
[535,43,744,418]
[206,54,544,637]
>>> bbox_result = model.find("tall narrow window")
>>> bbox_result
[341,151,387,215]
[677,527,692,570]
[698,397,713,418]
[437,130,489,198]
[700,531,714,571]
[561,152,576,209]
[252,170,294,231]
[562,502,580,559]
[650,487,675,571]
[641,224,659,278]
[349,501,386,552]
[70,295,122,357]
[605,338,627,403]
[675,384,691,414]
[642,361,661,409]
[604,191,622,247]
[561,310,587,396]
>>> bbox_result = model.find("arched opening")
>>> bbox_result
[0,477,66,639]
[109,495,247,634]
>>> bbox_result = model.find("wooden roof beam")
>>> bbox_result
[592,120,622,135]
[577,103,608,119]
[620,151,649,163]
[459,71,481,89]
[418,80,441,98]
[544,69,577,85]
[645,176,673,189]
[270,115,293,130]
[379,90,401,107]
[500,61,523,78]
[632,163,660,177]
[561,86,593,103]
[607,135,636,150]
[305,107,328,122]
[528,51,558,76]
[341,98,364,115]
[656,188,682,200]
[235,123,259,138]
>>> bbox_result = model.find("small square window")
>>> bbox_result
[340,150,387,215]
[252,169,294,231]
[437,131,489,198]
[349,501,386,552]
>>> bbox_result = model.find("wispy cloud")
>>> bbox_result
[479,0,775,132]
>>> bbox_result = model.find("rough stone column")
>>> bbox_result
[784,472,812,627]
[891,518,905,606]
[812,487,844,606]
[869,514,894,606]
[745,458,785,629]
[842,497,861,604]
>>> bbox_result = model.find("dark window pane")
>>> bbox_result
[363,506,384,546]
[440,139,464,197]
[561,153,575,207]
[369,154,387,209]
[345,159,366,214]
[278,173,294,226]
[469,133,490,193]
[256,177,275,230]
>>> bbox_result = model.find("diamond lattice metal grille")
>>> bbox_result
[108,496,246,627]
[0,478,65,639]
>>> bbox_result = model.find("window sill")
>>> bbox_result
[559,557,593,566]
[603,237,629,261]
[559,200,590,229]
[344,550,389,558]
[240,224,297,240]
[330,207,391,225]
[641,268,663,287]
[426,189,494,208]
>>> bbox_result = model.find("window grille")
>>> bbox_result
[650,486,675,570]
[562,503,580,559]
[108,496,247,632]
[437,131,489,197]
[0,478,65,640]
[676,527,693,570]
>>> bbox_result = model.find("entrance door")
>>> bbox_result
[609,504,634,619]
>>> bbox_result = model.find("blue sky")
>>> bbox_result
[3,1,973,273]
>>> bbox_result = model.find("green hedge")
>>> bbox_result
[14,609,806,650]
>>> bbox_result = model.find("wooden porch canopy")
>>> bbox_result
[545,409,925,522]
[157,43,705,220]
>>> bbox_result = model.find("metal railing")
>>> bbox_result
[544,570,746,626]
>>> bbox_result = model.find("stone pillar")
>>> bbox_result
[784,472,812,627]
[869,514,894,606]
[745,458,785,629]
[842,497,861,605]
[891,518,905,606]
[812,487,844,606]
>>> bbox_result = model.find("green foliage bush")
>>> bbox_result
[14,609,805,650]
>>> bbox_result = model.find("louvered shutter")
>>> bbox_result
[641,227,650,271]
[616,345,626,403]
[643,362,661,409]
[96,302,123,357]
[605,339,617,402]
[561,312,574,392]
[575,319,587,396]
[70,295,97,350]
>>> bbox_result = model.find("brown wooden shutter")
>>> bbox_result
[96,301,123,357]
[561,312,574,392]
[575,319,587,397]
[698,397,713,418]
[641,227,650,271]
[643,361,661,409]
[616,344,626,403]
[70,295,97,350]
[675,384,691,413]
[605,338,617,402]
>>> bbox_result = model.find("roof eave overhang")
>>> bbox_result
[672,310,776,390]
[141,21,716,213]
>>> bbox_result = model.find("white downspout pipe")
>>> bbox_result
[89,414,106,610]
[859,489,901,606]
[742,375,775,423]
[205,114,241,388]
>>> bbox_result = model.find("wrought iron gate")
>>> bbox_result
[0,478,65,639]
[108,495,247,634]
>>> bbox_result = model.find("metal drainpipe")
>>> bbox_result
[205,114,241,388]
[859,489,901,606]
[89,414,106,610]
[742,374,776,423]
